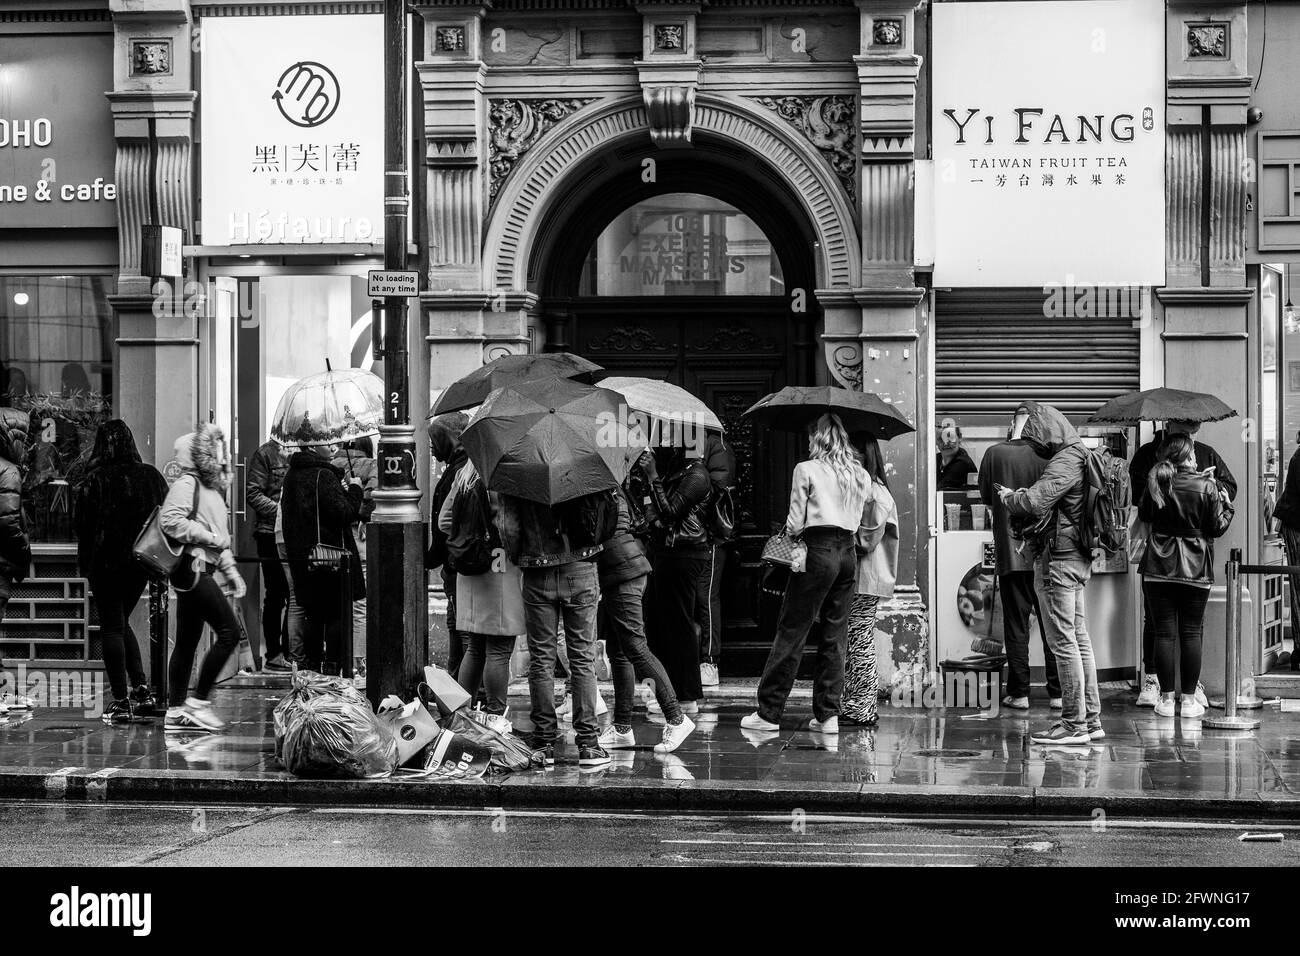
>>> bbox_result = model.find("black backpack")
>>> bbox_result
[446,480,499,575]
[556,489,619,549]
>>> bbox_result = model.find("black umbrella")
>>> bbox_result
[1086,387,1237,426]
[742,385,915,440]
[430,352,604,417]
[461,376,631,505]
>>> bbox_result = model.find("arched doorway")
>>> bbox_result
[529,142,821,674]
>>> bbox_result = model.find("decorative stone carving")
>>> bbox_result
[828,342,863,389]
[754,95,856,203]
[644,86,695,148]
[689,321,777,352]
[487,98,594,201]
[436,26,466,52]
[1187,23,1227,58]
[130,39,171,76]
[586,325,674,352]
[872,19,902,46]
[654,23,685,51]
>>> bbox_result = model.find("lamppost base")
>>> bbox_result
[1202,715,1261,731]
[1208,696,1265,710]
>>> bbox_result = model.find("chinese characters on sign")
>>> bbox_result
[251,143,361,183]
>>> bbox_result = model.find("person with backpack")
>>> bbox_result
[998,402,1102,746]
[642,443,714,714]
[597,458,696,753]
[439,459,522,735]
[73,421,168,723]
[695,430,735,687]
[497,490,610,768]
[1129,421,1235,708]
[1137,435,1233,719]
[160,424,246,733]
[246,435,291,672]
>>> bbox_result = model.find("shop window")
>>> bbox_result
[0,276,114,544]
[578,193,785,296]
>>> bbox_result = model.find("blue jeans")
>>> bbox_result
[601,574,681,725]
[1033,553,1100,735]
[523,561,600,746]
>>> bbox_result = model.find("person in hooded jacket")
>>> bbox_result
[333,437,377,674]
[427,412,471,678]
[73,421,167,723]
[160,423,246,733]
[999,402,1100,746]
[281,443,365,674]
[245,436,291,671]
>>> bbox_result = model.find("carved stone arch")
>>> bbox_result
[483,93,860,292]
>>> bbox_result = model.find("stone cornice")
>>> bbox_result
[1154,286,1252,305]
[817,287,925,308]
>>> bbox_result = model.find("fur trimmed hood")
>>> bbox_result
[174,422,231,492]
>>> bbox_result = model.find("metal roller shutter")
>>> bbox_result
[935,289,1141,426]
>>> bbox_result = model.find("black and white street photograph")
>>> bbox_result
[0,0,1294,935]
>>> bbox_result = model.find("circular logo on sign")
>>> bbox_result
[272,61,341,128]
[400,725,416,741]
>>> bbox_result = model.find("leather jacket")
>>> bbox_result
[597,488,652,588]
[1138,471,1233,585]
[246,440,289,536]
[648,455,712,553]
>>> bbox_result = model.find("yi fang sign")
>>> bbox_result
[931,0,1165,287]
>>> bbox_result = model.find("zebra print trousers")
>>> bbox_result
[842,594,880,724]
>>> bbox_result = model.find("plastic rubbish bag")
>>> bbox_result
[414,728,493,779]
[275,669,397,778]
[444,709,545,775]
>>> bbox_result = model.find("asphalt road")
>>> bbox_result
[3,801,1299,867]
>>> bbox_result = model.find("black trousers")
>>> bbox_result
[168,572,241,707]
[254,532,288,663]
[1143,580,1209,696]
[999,570,1061,700]
[443,566,465,678]
[693,545,726,665]
[293,565,346,668]
[757,528,856,723]
[647,551,709,702]
[88,569,149,701]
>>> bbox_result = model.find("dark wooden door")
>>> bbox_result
[568,298,802,675]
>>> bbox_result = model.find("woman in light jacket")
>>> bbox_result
[841,434,898,725]
[438,459,524,735]
[159,423,246,733]
[743,413,873,735]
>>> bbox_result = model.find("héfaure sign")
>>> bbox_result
[931,0,1166,287]
[200,15,384,246]
[0,34,117,228]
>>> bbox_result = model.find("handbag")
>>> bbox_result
[761,529,797,567]
[1128,515,1149,565]
[133,475,200,581]
[308,470,349,568]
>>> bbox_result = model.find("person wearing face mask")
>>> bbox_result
[160,424,246,733]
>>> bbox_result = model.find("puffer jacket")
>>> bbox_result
[597,486,652,588]
[74,420,167,579]
[0,408,32,580]
[1003,401,1090,559]
[246,439,289,536]
[159,424,237,575]
[1139,471,1233,585]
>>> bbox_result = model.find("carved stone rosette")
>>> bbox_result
[487,98,594,201]
[828,342,863,389]
[753,95,857,204]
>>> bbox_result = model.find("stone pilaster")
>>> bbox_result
[635,3,702,148]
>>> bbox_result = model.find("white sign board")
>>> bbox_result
[931,0,1165,287]
[367,270,420,297]
[158,226,183,278]
[200,14,383,246]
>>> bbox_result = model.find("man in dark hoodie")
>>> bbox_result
[426,412,470,677]
[999,402,1100,746]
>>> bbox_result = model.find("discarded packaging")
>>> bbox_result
[416,728,493,779]
[273,669,370,760]
[378,695,442,765]
[275,669,398,778]
[423,664,472,717]
[445,708,545,774]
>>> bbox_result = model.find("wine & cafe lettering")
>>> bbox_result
[0,117,117,205]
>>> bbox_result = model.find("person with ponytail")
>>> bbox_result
[1137,434,1233,719]
[743,413,873,735]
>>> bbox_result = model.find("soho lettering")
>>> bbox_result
[0,117,53,148]
[941,108,1142,145]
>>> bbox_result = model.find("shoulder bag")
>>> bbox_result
[309,470,350,569]
[133,475,200,581]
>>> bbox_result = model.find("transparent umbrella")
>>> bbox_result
[271,365,384,448]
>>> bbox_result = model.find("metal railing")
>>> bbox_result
[1204,548,1268,731]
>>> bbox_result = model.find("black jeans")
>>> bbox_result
[648,551,709,702]
[757,528,856,723]
[254,532,288,662]
[295,565,347,668]
[89,569,148,701]
[999,571,1061,700]
[443,567,465,678]
[457,633,513,716]
[168,571,242,707]
[1143,581,1209,696]
[601,574,681,725]
[693,545,726,665]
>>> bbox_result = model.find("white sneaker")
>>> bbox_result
[1049,698,1063,710]
[598,724,637,749]
[1180,698,1206,720]
[555,695,572,718]
[1136,673,1161,707]
[1001,695,1030,710]
[741,711,780,732]
[654,715,696,754]
[165,697,226,733]
[809,715,839,735]
[700,662,719,687]
[1154,695,1176,718]
[645,696,662,715]
[1194,682,1208,708]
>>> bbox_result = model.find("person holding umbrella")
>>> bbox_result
[427,412,472,678]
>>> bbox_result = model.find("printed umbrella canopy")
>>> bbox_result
[742,385,915,440]
[1085,387,1238,425]
[597,376,724,432]
[431,352,604,416]
[461,376,633,505]
[271,366,383,448]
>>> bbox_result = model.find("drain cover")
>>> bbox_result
[912,748,981,758]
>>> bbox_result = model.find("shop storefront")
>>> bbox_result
[0,14,119,663]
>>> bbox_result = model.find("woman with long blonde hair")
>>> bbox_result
[743,413,872,735]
